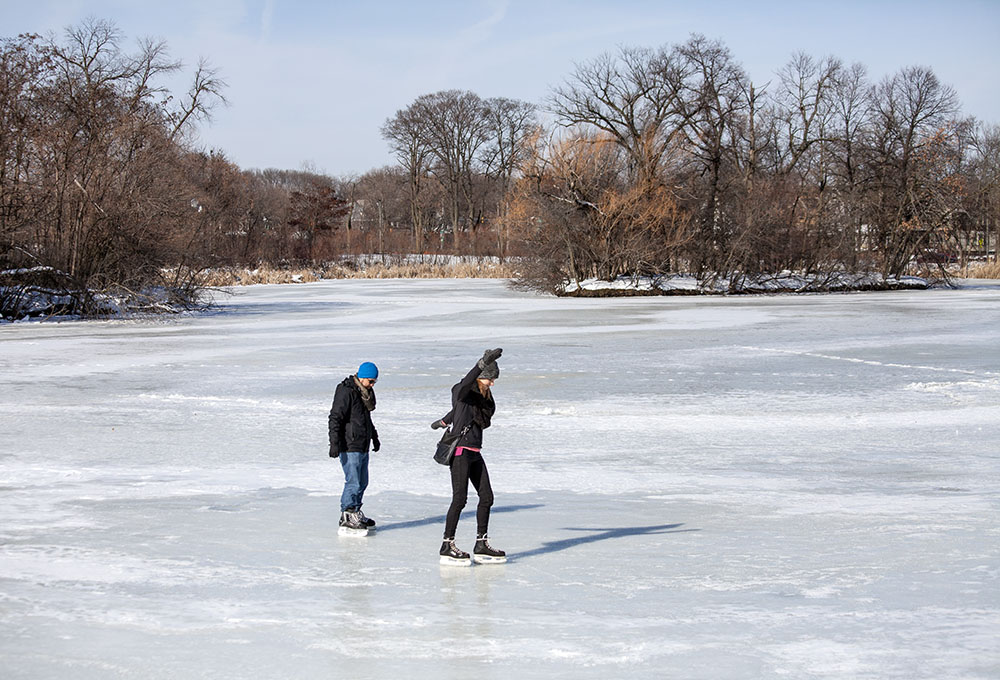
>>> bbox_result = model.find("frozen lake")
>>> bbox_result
[1,279,999,679]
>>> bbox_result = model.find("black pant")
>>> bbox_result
[444,450,494,538]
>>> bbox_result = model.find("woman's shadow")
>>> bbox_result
[376,504,544,533]
[509,523,697,562]
[379,503,696,562]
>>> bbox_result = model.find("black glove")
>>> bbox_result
[328,447,339,458]
[372,437,381,452]
[478,348,503,369]
[430,419,447,430]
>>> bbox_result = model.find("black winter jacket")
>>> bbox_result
[328,376,379,456]
[445,361,496,449]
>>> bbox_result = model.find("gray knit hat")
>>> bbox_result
[480,362,500,380]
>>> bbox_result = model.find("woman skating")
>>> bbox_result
[433,348,507,565]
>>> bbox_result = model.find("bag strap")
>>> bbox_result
[441,423,470,441]
[447,422,471,436]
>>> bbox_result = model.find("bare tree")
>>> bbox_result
[969,123,1000,262]
[760,52,843,276]
[771,52,842,174]
[676,35,749,276]
[826,61,871,266]
[169,58,227,142]
[548,45,693,187]
[355,166,409,257]
[288,173,348,261]
[0,19,227,316]
[412,90,492,250]
[865,66,961,276]
[479,97,538,258]
[381,104,433,252]
[0,34,47,250]
[480,97,539,194]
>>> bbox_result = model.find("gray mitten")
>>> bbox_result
[478,348,502,369]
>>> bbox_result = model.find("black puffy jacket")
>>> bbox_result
[328,376,379,456]
[447,362,496,449]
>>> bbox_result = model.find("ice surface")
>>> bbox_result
[1,279,999,679]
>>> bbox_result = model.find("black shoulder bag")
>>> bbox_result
[434,424,471,466]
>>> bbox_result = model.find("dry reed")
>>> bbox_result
[199,260,519,287]
[965,261,1000,279]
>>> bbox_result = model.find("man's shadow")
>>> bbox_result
[509,524,698,562]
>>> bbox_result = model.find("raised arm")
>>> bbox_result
[454,348,502,401]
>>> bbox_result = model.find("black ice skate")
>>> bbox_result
[439,538,472,566]
[357,508,376,529]
[473,535,507,564]
[338,508,369,537]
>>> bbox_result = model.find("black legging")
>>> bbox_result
[444,450,494,538]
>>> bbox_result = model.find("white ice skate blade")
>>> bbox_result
[338,526,369,537]
[439,556,472,567]
[472,554,507,564]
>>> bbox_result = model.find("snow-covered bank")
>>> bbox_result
[1,267,202,322]
[0,285,192,321]
[564,271,930,295]
[1,279,998,679]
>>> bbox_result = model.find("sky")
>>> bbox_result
[5,0,999,177]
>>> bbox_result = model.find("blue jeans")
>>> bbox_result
[339,451,369,512]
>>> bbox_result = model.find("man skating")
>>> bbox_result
[328,361,381,536]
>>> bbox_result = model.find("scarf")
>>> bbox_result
[473,386,493,429]
[353,376,376,412]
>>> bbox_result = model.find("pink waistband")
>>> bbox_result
[454,446,481,457]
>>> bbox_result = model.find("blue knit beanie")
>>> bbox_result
[357,362,379,379]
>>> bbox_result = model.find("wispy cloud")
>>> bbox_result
[259,0,274,42]
[461,0,509,40]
